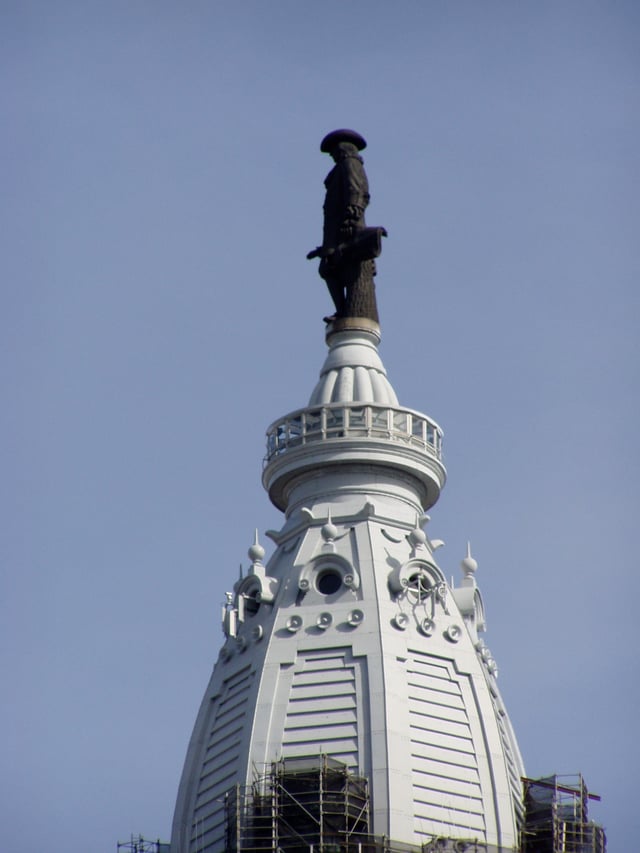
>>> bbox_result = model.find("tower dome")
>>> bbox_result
[308,319,398,406]
[171,134,525,853]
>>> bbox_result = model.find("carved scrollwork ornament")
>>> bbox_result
[393,612,410,630]
[419,618,435,637]
[316,612,333,630]
[286,615,303,633]
[347,609,364,627]
[445,624,462,643]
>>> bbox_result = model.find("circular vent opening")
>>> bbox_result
[243,589,261,617]
[317,569,342,595]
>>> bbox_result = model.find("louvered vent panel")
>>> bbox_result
[189,666,254,853]
[493,694,525,826]
[282,650,359,769]
[408,654,486,841]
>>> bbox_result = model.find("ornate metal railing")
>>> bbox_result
[265,404,443,466]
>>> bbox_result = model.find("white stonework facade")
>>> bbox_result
[171,320,524,852]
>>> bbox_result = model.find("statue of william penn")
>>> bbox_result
[307,129,387,324]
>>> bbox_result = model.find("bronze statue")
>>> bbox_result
[307,129,387,324]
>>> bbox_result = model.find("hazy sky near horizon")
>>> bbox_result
[2,3,638,851]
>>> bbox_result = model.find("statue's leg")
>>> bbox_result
[326,276,345,315]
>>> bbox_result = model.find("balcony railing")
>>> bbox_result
[265,404,443,466]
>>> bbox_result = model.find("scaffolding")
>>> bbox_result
[116,835,170,853]
[225,756,369,851]
[223,757,520,853]
[521,776,606,853]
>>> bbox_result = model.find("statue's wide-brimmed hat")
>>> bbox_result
[320,129,367,153]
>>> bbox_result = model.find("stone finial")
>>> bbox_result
[248,529,265,566]
[408,513,427,552]
[321,510,338,551]
[461,541,478,578]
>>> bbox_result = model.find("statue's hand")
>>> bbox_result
[345,205,364,222]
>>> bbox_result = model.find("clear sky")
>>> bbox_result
[2,2,638,851]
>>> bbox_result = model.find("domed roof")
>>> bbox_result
[264,319,445,514]
[307,323,399,407]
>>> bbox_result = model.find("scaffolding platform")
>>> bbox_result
[521,776,606,853]
[116,835,170,853]
[225,756,369,851]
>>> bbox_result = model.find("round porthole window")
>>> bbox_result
[316,569,342,595]
[406,572,432,601]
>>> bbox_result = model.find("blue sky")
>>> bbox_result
[2,3,638,851]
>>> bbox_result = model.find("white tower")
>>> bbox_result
[171,315,525,852]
